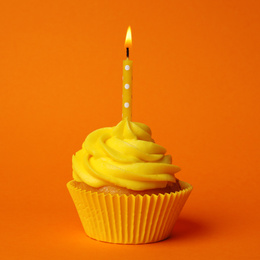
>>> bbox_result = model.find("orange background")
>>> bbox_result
[1,0,260,259]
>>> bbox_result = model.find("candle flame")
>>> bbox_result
[125,26,132,48]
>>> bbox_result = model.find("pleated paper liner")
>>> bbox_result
[67,180,192,244]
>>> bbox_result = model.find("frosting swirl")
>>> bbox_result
[72,119,180,191]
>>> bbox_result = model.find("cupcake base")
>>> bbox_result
[71,180,182,196]
[67,180,192,244]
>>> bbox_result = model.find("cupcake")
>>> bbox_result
[67,118,192,244]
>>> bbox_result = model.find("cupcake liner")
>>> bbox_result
[67,180,192,244]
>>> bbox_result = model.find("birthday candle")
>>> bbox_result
[122,26,133,120]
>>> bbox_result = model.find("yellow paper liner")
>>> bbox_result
[67,180,192,244]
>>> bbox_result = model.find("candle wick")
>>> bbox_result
[126,47,129,58]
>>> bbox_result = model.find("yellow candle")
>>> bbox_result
[122,26,133,120]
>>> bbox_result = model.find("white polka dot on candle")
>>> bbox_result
[125,84,130,89]
[125,65,130,71]
[124,102,130,108]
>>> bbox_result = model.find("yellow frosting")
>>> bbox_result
[72,119,180,191]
